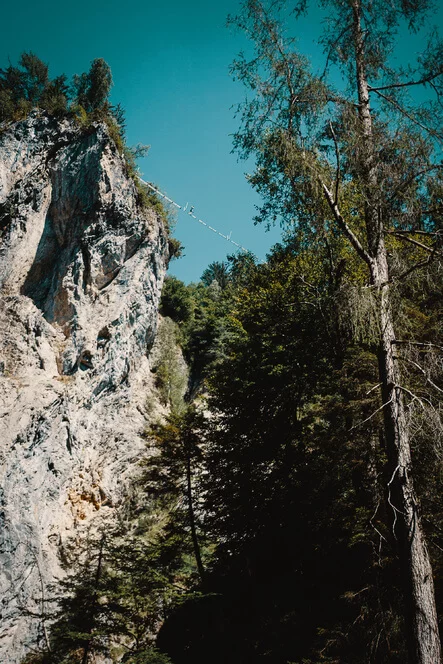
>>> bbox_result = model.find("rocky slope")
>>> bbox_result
[0,112,169,662]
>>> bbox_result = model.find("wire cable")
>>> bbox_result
[138,178,251,253]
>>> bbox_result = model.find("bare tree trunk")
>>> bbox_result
[350,1,441,660]
[376,260,441,663]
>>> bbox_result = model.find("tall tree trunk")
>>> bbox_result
[375,257,440,664]
[185,452,205,583]
[81,535,105,664]
[351,1,441,661]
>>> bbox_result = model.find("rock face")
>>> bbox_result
[0,112,169,662]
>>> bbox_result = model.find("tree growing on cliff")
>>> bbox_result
[0,54,113,122]
[72,58,113,114]
[0,52,67,120]
[229,0,443,661]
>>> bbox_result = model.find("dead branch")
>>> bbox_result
[392,340,443,352]
[322,182,373,268]
[329,120,341,205]
[391,232,439,254]
[396,356,443,394]
[349,397,393,430]
[371,88,443,142]
[368,71,443,93]
[387,465,407,539]
[396,254,434,281]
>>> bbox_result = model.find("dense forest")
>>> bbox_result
[6,0,443,662]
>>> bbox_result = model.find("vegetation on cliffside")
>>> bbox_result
[0,53,181,257]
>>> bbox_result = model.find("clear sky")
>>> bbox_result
[2,1,442,283]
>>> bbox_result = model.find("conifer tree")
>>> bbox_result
[73,58,112,114]
[147,407,207,584]
[229,1,443,660]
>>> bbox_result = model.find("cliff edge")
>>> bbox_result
[0,112,169,662]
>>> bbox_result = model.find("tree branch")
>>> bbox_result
[396,254,434,281]
[396,356,443,394]
[386,229,441,236]
[392,340,443,352]
[370,88,443,141]
[350,397,393,430]
[322,182,373,267]
[368,71,443,92]
[391,232,437,254]
[387,464,407,539]
[388,164,443,203]
[329,120,340,205]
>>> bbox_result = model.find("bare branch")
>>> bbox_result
[396,356,443,394]
[368,71,443,93]
[387,465,407,539]
[322,182,373,267]
[371,88,443,142]
[391,232,438,254]
[369,499,387,563]
[366,382,382,396]
[388,164,443,203]
[329,120,341,205]
[396,254,434,281]
[349,397,393,430]
[319,22,353,80]
[386,229,442,236]
[395,384,435,412]
[392,340,443,352]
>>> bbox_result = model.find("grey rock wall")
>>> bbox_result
[0,112,169,662]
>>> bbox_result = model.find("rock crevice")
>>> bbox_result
[0,112,169,662]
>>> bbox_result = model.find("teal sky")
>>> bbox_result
[2,1,442,282]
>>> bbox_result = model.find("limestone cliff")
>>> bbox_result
[0,112,169,662]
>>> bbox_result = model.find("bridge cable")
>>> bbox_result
[138,178,253,254]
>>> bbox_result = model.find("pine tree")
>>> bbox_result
[229,1,443,659]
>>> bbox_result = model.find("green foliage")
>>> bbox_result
[167,236,184,260]
[122,649,173,664]
[19,52,49,104]
[160,277,195,324]
[151,317,188,412]
[0,52,68,122]
[160,255,258,393]
[72,58,112,114]
[70,103,89,128]
[0,89,14,122]
[40,75,70,115]
[145,406,208,583]
[222,4,443,658]
[156,239,408,664]
[133,179,167,218]
[200,261,230,289]
[22,512,186,664]
[180,279,235,387]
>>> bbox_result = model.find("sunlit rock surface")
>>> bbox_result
[0,112,169,662]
